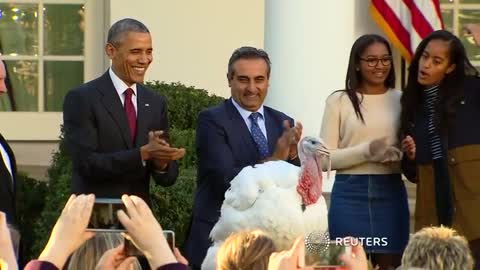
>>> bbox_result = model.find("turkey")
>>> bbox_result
[201,136,330,270]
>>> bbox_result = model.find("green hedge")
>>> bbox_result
[17,81,223,264]
[146,81,224,130]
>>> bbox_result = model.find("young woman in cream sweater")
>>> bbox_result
[320,34,409,270]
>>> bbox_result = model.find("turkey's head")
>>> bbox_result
[296,136,330,208]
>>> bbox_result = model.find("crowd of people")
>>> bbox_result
[1,17,480,270]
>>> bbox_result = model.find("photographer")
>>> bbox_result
[24,194,187,270]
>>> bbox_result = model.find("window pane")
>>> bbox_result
[441,9,454,32]
[0,4,39,55]
[44,4,84,55]
[440,0,454,3]
[459,9,480,61]
[44,61,83,111]
[0,60,38,111]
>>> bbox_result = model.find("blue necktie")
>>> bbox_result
[249,112,269,159]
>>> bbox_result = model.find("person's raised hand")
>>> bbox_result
[141,131,186,169]
[270,120,301,161]
[339,241,368,270]
[464,23,480,47]
[0,211,18,270]
[117,195,176,269]
[173,247,188,265]
[289,121,303,160]
[38,194,95,269]
[268,236,313,270]
[96,244,136,270]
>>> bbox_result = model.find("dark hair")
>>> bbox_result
[343,34,396,123]
[107,18,150,46]
[400,30,478,136]
[227,46,271,80]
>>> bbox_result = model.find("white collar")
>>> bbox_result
[109,67,137,96]
[231,98,265,121]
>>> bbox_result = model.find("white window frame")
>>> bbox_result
[440,0,480,66]
[0,0,108,141]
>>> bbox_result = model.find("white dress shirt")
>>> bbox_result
[231,98,268,141]
[109,68,138,115]
[0,142,13,182]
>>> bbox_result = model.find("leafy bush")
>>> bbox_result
[150,168,196,246]
[169,129,196,169]
[19,81,222,262]
[29,136,72,260]
[15,173,48,266]
[146,81,224,130]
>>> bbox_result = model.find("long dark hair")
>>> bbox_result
[342,34,396,123]
[400,30,478,136]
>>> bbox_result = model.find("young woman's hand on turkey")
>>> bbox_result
[366,137,388,162]
[381,146,403,163]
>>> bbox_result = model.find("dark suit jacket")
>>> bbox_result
[0,133,17,226]
[184,99,299,265]
[63,71,178,204]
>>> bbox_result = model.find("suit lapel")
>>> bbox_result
[225,99,258,159]
[0,134,14,194]
[97,72,133,148]
[135,85,151,146]
[264,108,281,154]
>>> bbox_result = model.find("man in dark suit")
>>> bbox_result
[184,47,302,268]
[63,18,185,204]
[0,60,20,257]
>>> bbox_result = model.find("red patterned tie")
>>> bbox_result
[124,88,136,143]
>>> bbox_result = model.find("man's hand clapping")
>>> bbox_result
[269,121,303,161]
[140,130,186,170]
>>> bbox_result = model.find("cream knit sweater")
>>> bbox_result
[320,89,402,175]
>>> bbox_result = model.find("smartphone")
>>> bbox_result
[163,230,175,251]
[124,237,143,257]
[304,242,351,269]
[87,198,126,232]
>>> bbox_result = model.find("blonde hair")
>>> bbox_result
[67,232,141,270]
[401,226,473,270]
[216,230,276,270]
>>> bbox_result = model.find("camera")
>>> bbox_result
[123,230,175,257]
[87,198,125,232]
[163,230,175,251]
[304,241,351,269]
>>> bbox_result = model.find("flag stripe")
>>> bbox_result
[369,3,413,61]
[403,0,434,37]
[370,0,443,62]
[371,0,413,56]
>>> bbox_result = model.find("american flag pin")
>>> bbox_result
[145,103,150,107]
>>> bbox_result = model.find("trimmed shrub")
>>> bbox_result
[169,128,196,169]
[15,173,48,267]
[145,81,225,130]
[150,167,196,247]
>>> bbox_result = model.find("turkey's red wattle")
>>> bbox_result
[296,156,322,206]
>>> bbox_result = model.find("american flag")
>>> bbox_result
[370,0,444,62]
